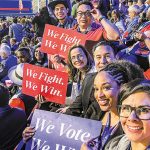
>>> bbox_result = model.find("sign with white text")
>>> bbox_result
[22,64,68,104]
[41,24,86,59]
[25,110,102,150]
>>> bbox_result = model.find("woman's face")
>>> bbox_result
[94,71,120,111]
[16,51,30,64]
[35,47,44,61]
[70,47,88,70]
[120,92,150,144]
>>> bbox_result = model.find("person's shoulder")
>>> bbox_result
[32,16,41,24]
[9,107,27,119]
[104,134,129,150]
[85,72,97,79]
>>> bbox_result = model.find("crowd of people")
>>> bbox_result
[0,0,150,149]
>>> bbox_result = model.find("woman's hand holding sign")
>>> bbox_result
[35,94,47,104]
[22,126,35,143]
[35,94,48,109]
[56,106,69,113]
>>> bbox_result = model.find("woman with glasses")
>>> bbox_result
[34,44,94,112]
[81,60,144,150]
[67,44,94,102]
[105,79,150,150]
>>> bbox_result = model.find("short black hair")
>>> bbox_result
[15,47,31,62]
[118,79,150,106]
[92,41,117,55]
[77,0,93,10]
[0,83,10,107]
[16,47,30,54]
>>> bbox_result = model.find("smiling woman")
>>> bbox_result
[67,44,94,101]
[81,60,144,150]
[105,79,150,150]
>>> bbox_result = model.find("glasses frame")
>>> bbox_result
[117,105,150,120]
[76,10,92,17]
[71,54,84,62]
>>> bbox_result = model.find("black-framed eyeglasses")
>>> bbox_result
[76,11,92,17]
[117,105,150,120]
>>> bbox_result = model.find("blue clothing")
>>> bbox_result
[11,43,19,52]
[57,17,77,29]
[114,19,126,33]
[139,4,146,13]
[119,3,128,16]
[0,55,17,82]
[0,105,27,150]
[110,0,119,10]
[9,23,23,42]
[0,55,17,70]
[126,16,139,34]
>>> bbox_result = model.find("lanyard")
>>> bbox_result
[98,113,119,150]
[87,113,119,150]
[98,113,111,150]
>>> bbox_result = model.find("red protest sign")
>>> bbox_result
[41,24,86,58]
[22,64,68,104]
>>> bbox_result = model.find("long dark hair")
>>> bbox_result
[68,44,94,82]
[33,45,47,63]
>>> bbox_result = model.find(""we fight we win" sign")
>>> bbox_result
[22,64,68,104]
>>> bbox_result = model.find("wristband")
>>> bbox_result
[99,16,106,22]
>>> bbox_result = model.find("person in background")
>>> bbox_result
[48,0,76,29]
[119,0,128,17]
[30,44,48,67]
[32,6,57,37]
[110,0,119,10]
[15,47,32,64]
[9,17,23,42]
[90,0,110,17]
[0,22,9,43]
[0,44,17,83]
[128,0,133,7]
[133,0,138,5]
[47,0,77,71]
[10,38,19,53]
[105,79,150,150]
[71,0,82,18]
[137,0,146,13]
[72,0,120,54]
[111,9,126,34]
[8,63,36,118]
[0,83,27,149]
[124,5,140,38]
[144,0,150,12]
